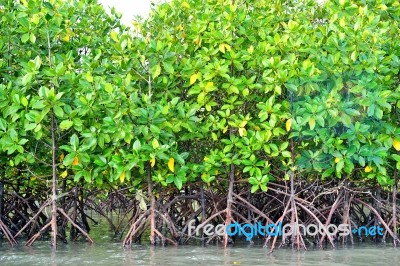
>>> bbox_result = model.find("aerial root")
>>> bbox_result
[57,208,93,244]
[0,219,17,246]
[26,221,52,246]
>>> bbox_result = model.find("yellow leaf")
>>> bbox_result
[168,157,175,173]
[162,105,169,115]
[205,81,213,88]
[59,153,65,163]
[152,138,160,149]
[86,72,93,83]
[334,157,341,163]
[150,158,156,167]
[238,127,247,137]
[286,119,292,132]
[194,36,201,46]
[308,118,316,130]
[181,1,190,8]
[219,43,226,53]
[204,157,209,162]
[254,125,261,131]
[119,172,126,183]
[358,6,364,15]
[72,156,79,166]
[190,73,198,85]
[339,18,345,27]
[62,34,70,42]
[60,170,68,178]
[351,51,357,62]
[219,43,231,54]
[239,120,248,128]
[378,4,387,10]
[223,126,228,133]
[365,166,373,173]
[110,31,119,42]
[393,138,400,151]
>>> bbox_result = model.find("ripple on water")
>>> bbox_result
[1,243,400,266]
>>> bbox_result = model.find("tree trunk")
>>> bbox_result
[223,163,235,247]
[70,186,78,240]
[79,187,90,233]
[201,186,206,246]
[393,169,398,246]
[0,174,4,219]
[373,188,383,242]
[50,111,58,248]
[148,163,156,245]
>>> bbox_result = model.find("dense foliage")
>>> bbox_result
[0,0,399,248]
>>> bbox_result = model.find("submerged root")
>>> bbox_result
[353,198,400,245]
[24,207,93,246]
[0,219,17,246]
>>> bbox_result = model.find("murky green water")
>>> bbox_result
[1,243,399,266]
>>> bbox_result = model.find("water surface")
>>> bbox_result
[1,243,399,266]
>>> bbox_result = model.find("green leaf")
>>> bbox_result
[322,169,334,179]
[260,184,268,192]
[251,185,259,193]
[53,105,64,118]
[22,73,33,86]
[336,160,344,174]
[21,97,28,107]
[30,33,36,43]
[59,120,73,130]
[132,139,141,151]
[150,124,160,135]
[21,33,29,43]
[174,177,183,189]
[70,134,79,151]
[63,153,76,166]
[163,62,174,74]
[152,138,160,149]
[0,119,6,131]
[151,64,161,79]
[105,83,113,93]
[110,31,119,42]
[85,72,94,83]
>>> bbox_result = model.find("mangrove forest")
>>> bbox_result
[0,0,400,253]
